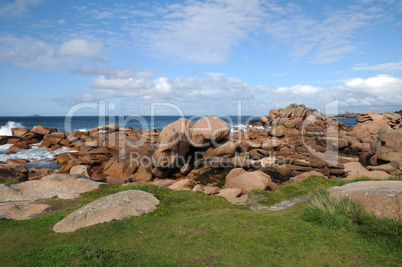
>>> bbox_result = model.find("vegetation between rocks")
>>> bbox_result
[303,189,401,248]
[1,177,401,266]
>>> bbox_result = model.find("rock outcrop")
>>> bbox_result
[369,130,402,162]
[0,174,101,202]
[328,181,402,221]
[0,203,50,220]
[0,163,29,181]
[223,170,278,195]
[53,190,159,233]
[190,116,230,147]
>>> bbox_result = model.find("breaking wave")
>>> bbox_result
[0,121,24,136]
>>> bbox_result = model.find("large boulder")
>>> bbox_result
[153,118,193,168]
[0,174,101,202]
[217,188,244,204]
[225,168,247,183]
[0,163,29,182]
[356,111,380,123]
[28,168,56,180]
[204,141,238,158]
[352,120,388,135]
[11,128,30,138]
[70,165,91,178]
[168,179,195,190]
[328,181,402,221]
[190,116,230,147]
[103,155,139,178]
[53,190,159,233]
[31,125,55,136]
[370,130,402,161]
[222,170,278,195]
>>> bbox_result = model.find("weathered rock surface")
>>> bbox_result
[168,179,195,190]
[223,170,278,195]
[343,162,390,180]
[190,116,230,147]
[370,130,402,162]
[28,168,56,180]
[225,168,247,183]
[217,188,247,204]
[0,203,49,220]
[153,118,193,168]
[0,174,101,202]
[328,181,402,221]
[53,190,159,233]
[0,163,29,182]
[70,165,91,178]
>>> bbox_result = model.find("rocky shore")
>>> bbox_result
[0,104,401,206]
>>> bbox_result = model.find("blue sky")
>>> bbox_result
[0,0,401,116]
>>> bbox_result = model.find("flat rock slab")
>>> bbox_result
[343,162,390,180]
[53,190,159,233]
[328,181,402,221]
[0,174,102,203]
[0,203,50,220]
[246,194,310,211]
[266,194,310,211]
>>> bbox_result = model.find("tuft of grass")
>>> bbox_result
[251,175,402,208]
[303,189,402,248]
[0,178,20,185]
[250,176,347,207]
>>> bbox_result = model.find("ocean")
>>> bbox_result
[0,116,357,167]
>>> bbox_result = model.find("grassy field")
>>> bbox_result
[0,177,401,266]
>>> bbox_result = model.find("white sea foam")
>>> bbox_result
[0,142,75,162]
[0,121,24,136]
[231,124,266,134]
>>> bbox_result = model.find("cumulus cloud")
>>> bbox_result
[0,36,104,69]
[0,0,43,17]
[56,39,103,59]
[275,74,402,109]
[62,67,402,114]
[276,85,324,95]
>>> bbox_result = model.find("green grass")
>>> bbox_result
[250,175,402,208]
[303,189,402,248]
[0,182,401,266]
[249,176,348,207]
[0,178,20,185]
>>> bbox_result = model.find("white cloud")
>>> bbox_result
[206,72,225,77]
[63,66,402,113]
[56,39,103,59]
[276,85,324,95]
[341,74,402,105]
[0,0,43,17]
[130,0,265,63]
[0,36,104,69]
[71,65,155,79]
[264,4,385,63]
[352,61,402,71]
